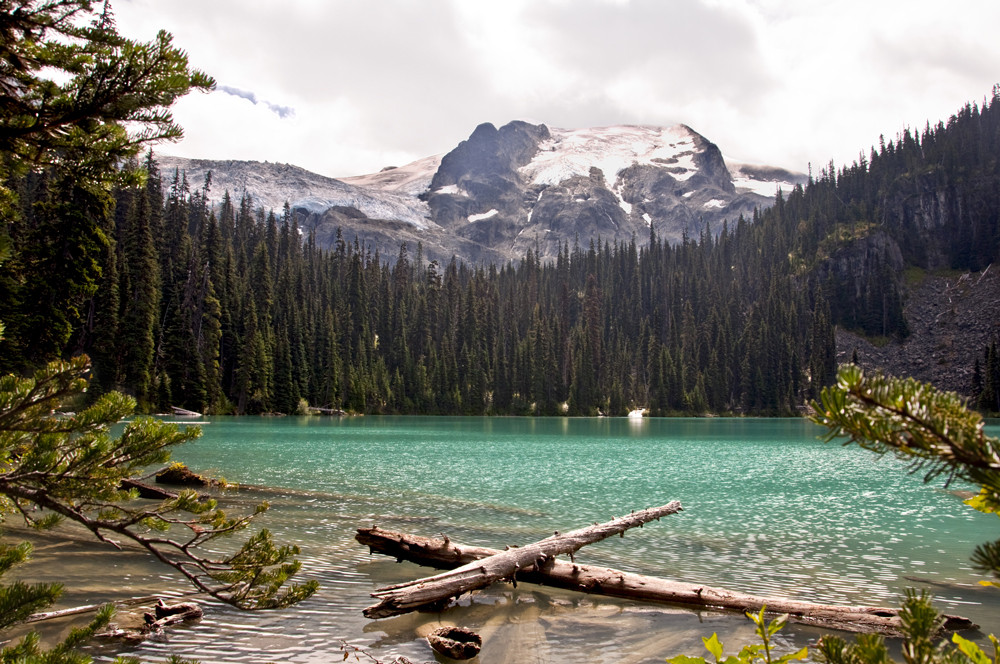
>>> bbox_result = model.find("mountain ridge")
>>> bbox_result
[157,121,806,264]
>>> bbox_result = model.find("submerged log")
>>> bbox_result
[143,599,204,630]
[120,478,178,500]
[426,626,482,659]
[356,526,977,637]
[26,592,201,624]
[363,502,683,619]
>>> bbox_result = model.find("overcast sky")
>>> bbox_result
[115,0,1000,178]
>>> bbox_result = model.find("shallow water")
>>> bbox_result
[17,416,1000,663]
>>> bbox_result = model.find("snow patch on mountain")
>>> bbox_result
[727,160,806,198]
[154,121,807,266]
[522,125,700,187]
[339,153,441,195]
[468,209,498,223]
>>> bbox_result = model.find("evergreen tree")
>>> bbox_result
[116,165,161,405]
[0,357,316,661]
[0,1,214,217]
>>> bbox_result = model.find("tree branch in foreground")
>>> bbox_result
[0,355,318,609]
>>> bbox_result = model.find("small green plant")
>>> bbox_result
[667,607,807,664]
[815,590,998,664]
[671,594,999,664]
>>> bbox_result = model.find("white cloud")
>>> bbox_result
[115,0,1000,177]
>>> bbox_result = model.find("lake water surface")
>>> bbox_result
[55,416,1000,662]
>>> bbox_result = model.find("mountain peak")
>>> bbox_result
[157,120,805,265]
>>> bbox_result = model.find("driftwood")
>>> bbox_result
[26,602,107,624]
[356,526,977,637]
[426,626,482,659]
[363,502,682,619]
[143,599,204,630]
[308,406,347,416]
[171,406,202,417]
[25,592,201,624]
[96,599,203,644]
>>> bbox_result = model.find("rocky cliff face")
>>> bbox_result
[415,121,805,262]
[813,159,1000,396]
[837,266,1000,395]
[157,121,805,265]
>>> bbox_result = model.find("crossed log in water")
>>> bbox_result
[363,502,683,619]
[357,502,977,637]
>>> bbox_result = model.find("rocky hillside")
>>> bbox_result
[837,266,1000,395]
[158,121,804,265]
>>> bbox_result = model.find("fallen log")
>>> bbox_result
[170,406,202,417]
[120,478,178,500]
[96,599,203,644]
[363,502,683,619]
[25,591,202,624]
[356,526,977,637]
[143,599,204,630]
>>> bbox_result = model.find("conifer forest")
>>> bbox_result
[2,92,999,417]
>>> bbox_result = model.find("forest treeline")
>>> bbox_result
[1,91,999,416]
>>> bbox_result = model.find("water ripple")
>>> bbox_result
[77,417,1000,663]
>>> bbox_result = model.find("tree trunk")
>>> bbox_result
[356,526,977,637]
[363,502,682,619]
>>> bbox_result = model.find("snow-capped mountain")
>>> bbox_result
[155,156,432,228]
[157,121,805,265]
[419,121,804,262]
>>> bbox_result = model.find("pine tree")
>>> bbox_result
[116,167,161,405]
[0,1,214,218]
[0,357,316,661]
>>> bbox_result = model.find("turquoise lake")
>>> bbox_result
[63,416,999,663]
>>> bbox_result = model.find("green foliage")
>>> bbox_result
[0,603,115,664]
[0,355,317,608]
[0,3,309,660]
[14,87,1000,417]
[671,585,998,664]
[667,607,807,664]
[0,0,213,376]
[810,364,1000,585]
[974,340,1000,415]
[0,356,317,661]
[815,591,997,664]
[57,171,828,416]
[951,633,999,664]
[0,0,214,194]
[0,541,61,630]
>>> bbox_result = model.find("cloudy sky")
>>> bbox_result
[116,0,999,178]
